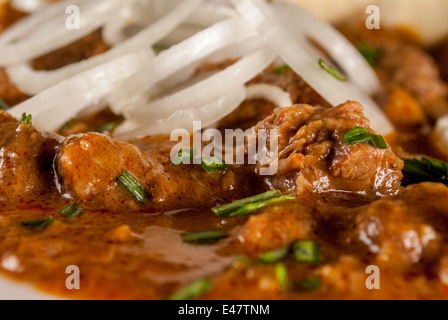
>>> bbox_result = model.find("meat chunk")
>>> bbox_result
[0,111,59,207]
[341,25,448,122]
[57,133,254,212]
[352,183,448,271]
[236,202,313,257]
[254,101,403,199]
[378,44,448,121]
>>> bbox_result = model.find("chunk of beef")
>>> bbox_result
[236,202,313,257]
[430,36,448,82]
[0,111,59,207]
[254,101,403,199]
[341,25,448,122]
[378,44,448,121]
[57,133,254,212]
[352,183,448,272]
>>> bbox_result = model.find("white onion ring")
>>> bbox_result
[110,16,257,114]
[272,1,380,95]
[7,49,153,131]
[0,0,125,66]
[6,0,202,94]
[126,46,275,120]
[246,84,293,108]
[10,0,47,13]
[184,1,237,27]
[231,0,393,135]
[114,85,246,139]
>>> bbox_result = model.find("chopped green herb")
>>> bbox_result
[275,64,292,74]
[227,194,296,218]
[117,170,147,205]
[295,276,322,291]
[402,157,448,185]
[182,229,227,244]
[318,58,347,81]
[212,190,282,217]
[21,218,54,230]
[20,113,32,125]
[172,149,228,173]
[293,240,320,264]
[10,38,19,44]
[201,157,229,173]
[356,43,381,67]
[59,120,78,132]
[168,278,212,300]
[171,149,196,165]
[60,202,84,218]
[94,121,121,133]
[344,127,387,149]
[0,97,9,110]
[275,263,289,291]
[152,44,168,53]
[259,246,289,264]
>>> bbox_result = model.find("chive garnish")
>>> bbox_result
[172,149,229,173]
[212,190,281,217]
[152,44,168,53]
[356,43,381,67]
[182,229,227,244]
[117,170,147,205]
[293,240,320,264]
[168,278,212,300]
[275,263,289,291]
[0,97,9,110]
[402,157,448,185]
[201,157,229,173]
[259,246,290,264]
[275,64,292,74]
[59,120,78,132]
[21,217,54,230]
[60,202,84,218]
[344,127,387,149]
[318,58,347,81]
[295,276,322,291]
[171,149,196,165]
[94,121,121,133]
[20,113,32,125]
[226,194,296,217]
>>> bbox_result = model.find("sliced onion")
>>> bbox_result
[0,0,124,66]
[184,1,237,27]
[246,84,293,108]
[7,49,152,131]
[110,16,257,114]
[10,0,47,13]
[114,85,246,139]
[231,0,393,135]
[271,1,380,95]
[125,46,275,120]
[204,35,264,62]
[6,0,202,94]
[156,24,203,48]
